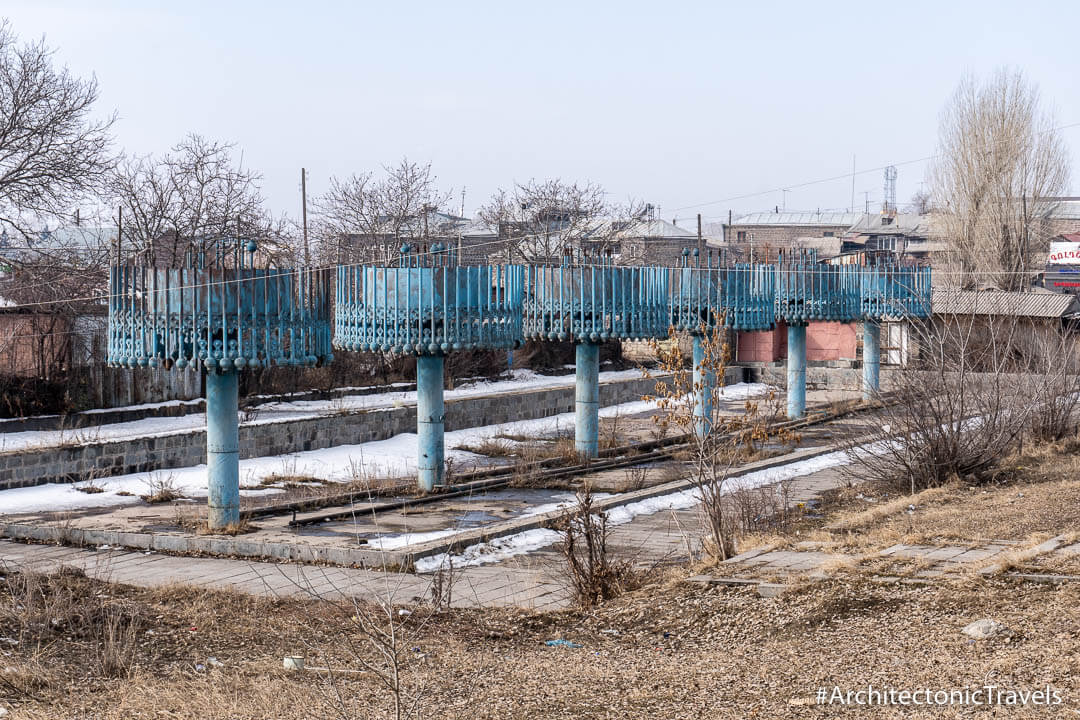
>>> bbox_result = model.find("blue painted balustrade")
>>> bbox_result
[334,244,525,490]
[107,239,332,528]
[523,256,670,457]
[670,248,776,436]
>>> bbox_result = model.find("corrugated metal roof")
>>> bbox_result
[1039,198,1080,220]
[932,288,1080,318]
[460,218,496,237]
[732,211,861,227]
[585,218,697,239]
[793,236,843,257]
[846,212,929,235]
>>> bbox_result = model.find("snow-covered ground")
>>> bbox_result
[0,382,771,516]
[0,368,652,453]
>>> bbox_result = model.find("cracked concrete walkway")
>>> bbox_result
[717,535,1080,580]
[0,540,572,610]
[0,455,859,609]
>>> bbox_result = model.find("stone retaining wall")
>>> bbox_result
[0,370,726,491]
[745,363,896,391]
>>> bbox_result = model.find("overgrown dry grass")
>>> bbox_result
[1,566,1078,719]
[819,442,1080,551]
[454,437,516,458]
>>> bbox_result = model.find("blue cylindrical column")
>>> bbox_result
[417,354,445,492]
[206,370,239,529]
[863,320,881,401]
[692,335,715,437]
[575,342,600,457]
[786,324,806,419]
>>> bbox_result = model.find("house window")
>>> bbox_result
[823,231,835,237]
[737,231,747,241]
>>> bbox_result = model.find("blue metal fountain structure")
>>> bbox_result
[776,249,933,417]
[775,249,861,419]
[107,237,333,529]
[670,247,776,436]
[523,249,670,457]
[335,243,524,491]
[857,257,932,400]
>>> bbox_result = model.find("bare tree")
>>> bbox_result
[0,20,115,235]
[909,189,932,215]
[314,159,453,265]
[476,178,610,264]
[930,69,1071,290]
[108,134,286,266]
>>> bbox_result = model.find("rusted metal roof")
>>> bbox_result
[932,288,1080,318]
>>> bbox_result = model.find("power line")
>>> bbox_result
[669,120,1080,214]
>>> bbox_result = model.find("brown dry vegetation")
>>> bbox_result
[0,568,1077,719]
[3,425,1080,719]
[823,440,1080,549]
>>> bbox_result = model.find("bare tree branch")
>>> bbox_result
[0,19,115,235]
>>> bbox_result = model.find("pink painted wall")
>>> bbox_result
[806,322,858,361]
[737,322,787,362]
[737,321,857,362]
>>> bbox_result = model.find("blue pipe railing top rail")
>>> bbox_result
[107,240,333,373]
[334,244,524,355]
[670,248,776,333]
[523,257,671,342]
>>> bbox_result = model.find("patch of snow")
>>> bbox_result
[0,368,653,453]
[368,492,598,551]
[0,394,663,515]
[415,528,562,573]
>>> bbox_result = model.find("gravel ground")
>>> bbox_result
[1,567,1077,719]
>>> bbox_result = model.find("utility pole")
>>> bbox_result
[697,213,703,255]
[301,168,310,266]
[850,155,856,212]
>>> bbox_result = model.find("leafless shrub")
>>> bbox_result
[556,485,637,608]
[728,483,804,538]
[618,466,648,493]
[457,437,515,457]
[1023,327,1080,442]
[140,473,183,503]
[552,435,582,464]
[601,410,621,450]
[428,556,457,612]
[288,565,438,719]
[648,326,798,561]
[74,479,107,494]
[508,443,548,488]
[848,311,1034,494]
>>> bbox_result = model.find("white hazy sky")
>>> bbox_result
[4,1,1080,226]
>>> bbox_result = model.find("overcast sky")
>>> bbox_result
[5,0,1080,227]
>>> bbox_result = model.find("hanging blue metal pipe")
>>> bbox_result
[787,324,807,419]
[417,353,445,492]
[863,320,881,401]
[692,334,715,437]
[206,370,239,529]
[575,342,600,457]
